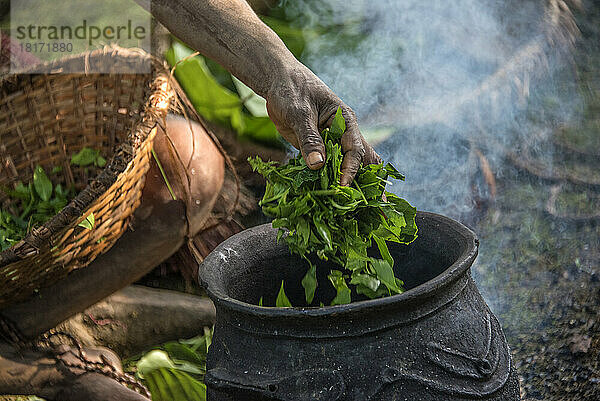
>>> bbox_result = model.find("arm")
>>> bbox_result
[147,0,381,184]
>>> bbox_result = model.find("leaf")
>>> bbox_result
[350,273,380,292]
[356,169,383,200]
[179,331,212,354]
[301,263,317,304]
[159,369,188,400]
[166,42,244,135]
[203,327,212,351]
[345,246,370,271]
[171,370,207,401]
[384,163,405,180]
[372,234,394,268]
[145,368,207,401]
[313,215,333,251]
[260,15,306,58]
[146,369,172,401]
[329,107,346,141]
[33,165,52,202]
[71,147,99,167]
[136,350,176,378]
[96,156,107,168]
[248,109,417,306]
[355,281,388,299]
[371,258,403,294]
[328,270,351,305]
[163,342,206,367]
[240,114,283,148]
[276,281,292,307]
[232,76,268,117]
[293,168,319,190]
[78,212,95,230]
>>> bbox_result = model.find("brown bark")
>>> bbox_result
[56,285,215,358]
[0,343,148,401]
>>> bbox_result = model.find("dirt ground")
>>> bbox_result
[470,6,600,399]
[472,171,600,401]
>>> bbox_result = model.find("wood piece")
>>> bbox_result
[56,285,215,358]
[0,343,148,401]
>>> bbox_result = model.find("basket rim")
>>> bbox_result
[0,46,172,268]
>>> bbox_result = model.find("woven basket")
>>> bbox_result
[0,47,174,307]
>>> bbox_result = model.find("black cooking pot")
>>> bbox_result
[198,212,520,400]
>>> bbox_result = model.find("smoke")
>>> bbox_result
[284,0,581,218]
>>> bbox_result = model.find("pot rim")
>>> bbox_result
[199,211,478,318]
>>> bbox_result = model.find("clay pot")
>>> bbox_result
[199,212,520,401]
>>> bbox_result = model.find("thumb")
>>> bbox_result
[295,119,326,170]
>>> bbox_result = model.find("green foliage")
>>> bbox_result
[276,281,292,307]
[33,165,53,202]
[260,15,307,58]
[77,212,95,230]
[144,368,207,401]
[165,42,283,148]
[0,148,105,251]
[264,0,370,61]
[132,329,213,401]
[328,270,351,305]
[249,108,418,306]
[0,167,75,251]
[71,147,106,168]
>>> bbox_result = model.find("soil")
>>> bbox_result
[472,172,600,401]
[470,5,600,400]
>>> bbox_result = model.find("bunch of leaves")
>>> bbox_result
[0,166,75,251]
[70,147,107,168]
[249,108,417,306]
[0,148,105,251]
[128,328,212,401]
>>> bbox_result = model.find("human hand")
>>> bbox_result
[266,65,381,186]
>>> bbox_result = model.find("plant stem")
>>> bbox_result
[151,149,177,201]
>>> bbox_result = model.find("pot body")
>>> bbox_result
[199,212,520,401]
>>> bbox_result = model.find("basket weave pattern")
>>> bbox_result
[0,48,173,307]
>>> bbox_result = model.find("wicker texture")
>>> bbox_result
[0,47,173,307]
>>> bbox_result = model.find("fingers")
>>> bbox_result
[266,99,300,149]
[268,96,326,170]
[294,116,326,170]
[339,109,365,186]
[362,137,382,165]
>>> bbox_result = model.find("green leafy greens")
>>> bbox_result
[0,148,106,251]
[1,166,75,251]
[249,107,417,306]
[131,328,212,401]
[71,147,107,168]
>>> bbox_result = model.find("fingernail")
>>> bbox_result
[307,151,323,167]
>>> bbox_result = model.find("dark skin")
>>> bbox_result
[144,0,382,185]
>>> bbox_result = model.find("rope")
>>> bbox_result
[0,312,151,398]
